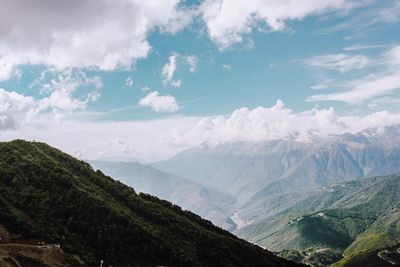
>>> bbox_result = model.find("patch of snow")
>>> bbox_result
[230,210,248,229]
[314,212,328,219]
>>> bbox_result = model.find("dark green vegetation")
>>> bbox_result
[237,174,400,266]
[0,140,301,267]
[332,244,400,267]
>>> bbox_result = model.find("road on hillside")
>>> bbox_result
[377,249,397,265]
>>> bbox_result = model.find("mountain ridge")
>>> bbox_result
[153,126,400,206]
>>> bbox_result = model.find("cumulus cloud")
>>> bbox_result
[0,89,36,130]
[139,91,180,112]
[164,100,400,147]
[37,69,102,112]
[0,69,102,130]
[162,54,182,88]
[200,0,364,48]
[0,0,192,81]
[306,53,370,72]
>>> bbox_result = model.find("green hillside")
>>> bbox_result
[0,140,301,267]
[237,174,400,266]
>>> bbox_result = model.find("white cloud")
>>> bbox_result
[0,89,36,130]
[200,0,365,49]
[162,54,182,88]
[310,84,329,90]
[222,64,232,70]
[310,79,333,90]
[36,69,102,112]
[343,44,388,51]
[2,100,400,162]
[141,86,151,92]
[317,1,400,35]
[385,45,400,66]
[0,116,196,162]
[78,138,136,161]
[186,55,198,73]
[308,45,400,104]
[368,97,400,109]
[139,91,180,112]
[164,100,400,147]
[125,77,134,87]
[308,73,400,104]
[0,0,192,81]
[0,69,102,130]
[306,53,370,72]
[379,1,400,24]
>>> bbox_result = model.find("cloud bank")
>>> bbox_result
[165,100,400,147]
[0,0,191,80]
[2,100,400,161]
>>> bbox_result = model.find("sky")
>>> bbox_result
[1,0,400,162]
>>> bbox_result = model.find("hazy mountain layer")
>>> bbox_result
[154,126,400,206]
[89,160,236,229]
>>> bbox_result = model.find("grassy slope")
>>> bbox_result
[0,140,301,267]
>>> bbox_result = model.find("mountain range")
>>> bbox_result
[90,125,400,266]
[153,126,400,204]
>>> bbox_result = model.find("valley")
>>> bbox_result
[91,126,400,266]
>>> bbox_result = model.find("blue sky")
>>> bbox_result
[1,0,400,161]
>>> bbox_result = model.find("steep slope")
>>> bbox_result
[236,174,400,266]
[89,160,236,229]
[0,140,300,267]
